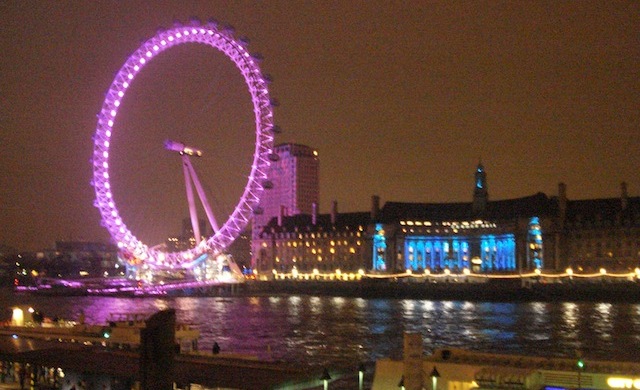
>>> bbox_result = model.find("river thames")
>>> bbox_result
[2,290,639,371]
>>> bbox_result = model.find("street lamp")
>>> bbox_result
[577,358,584,389]
[358,363,366,390]
[320,368,331,390]
[431,366,441,390]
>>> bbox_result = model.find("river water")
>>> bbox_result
[2,290,639,371]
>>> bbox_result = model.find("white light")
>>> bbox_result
[110,110,116,116]
[153,45,159,51]
[123,82,129,88]
[146,51,152,57]
[127,74,133,80]
[139,58,146,64]
[133,65,139,71]
[117,91,124,97]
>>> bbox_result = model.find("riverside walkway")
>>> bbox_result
[0,333,318,389]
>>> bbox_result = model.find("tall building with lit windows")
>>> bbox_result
[253,143,319,231]
[251,144,319,266]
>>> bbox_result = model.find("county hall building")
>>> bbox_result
[252,146,640,275]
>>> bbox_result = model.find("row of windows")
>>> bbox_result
[267,240,363,248]
[261,230,364,239]
[571,230,640,239]
[567,218,640,228]
[402,228,503,235]
[570,250,640,259]
[274,254,362,265]
[572,241,640,249]
[262,241,362,251]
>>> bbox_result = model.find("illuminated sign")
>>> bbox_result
[608,378,640,389]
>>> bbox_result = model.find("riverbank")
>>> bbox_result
[244,278,640,303]
[11,278,640,302]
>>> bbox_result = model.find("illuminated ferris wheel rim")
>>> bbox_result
[91,20,275,268]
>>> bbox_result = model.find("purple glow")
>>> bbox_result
[91,19,274,269]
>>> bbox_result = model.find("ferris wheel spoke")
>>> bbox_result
[182,156,202,246]
[182,152,220,234]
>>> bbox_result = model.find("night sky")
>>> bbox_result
[1,1,639,251]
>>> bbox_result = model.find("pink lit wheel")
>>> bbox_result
[91,20,275,268]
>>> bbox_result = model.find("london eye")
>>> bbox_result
[91,20,275,274]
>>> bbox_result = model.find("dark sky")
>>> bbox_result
[1,1,639,251]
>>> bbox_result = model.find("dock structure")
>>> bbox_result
[0,309,318,389]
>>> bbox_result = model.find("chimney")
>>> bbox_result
[621,182,629,210]
[371,195,380,221]
[558,182,567,228]
[312,202,318,225]
[331,201,338,225]
[278,205,286,226]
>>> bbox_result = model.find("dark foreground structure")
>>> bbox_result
[0,309,317,390]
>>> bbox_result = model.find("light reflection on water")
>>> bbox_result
[2,292,640,368]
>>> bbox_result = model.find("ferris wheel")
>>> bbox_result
[91,19,276,270]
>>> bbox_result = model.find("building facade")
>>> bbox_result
[253,163,640,275]
[370,165,555,273]
[556,182,640,272]
[252,202,371,275]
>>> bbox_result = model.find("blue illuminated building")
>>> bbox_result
[369,163,553,273]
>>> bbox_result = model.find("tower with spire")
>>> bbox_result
[472,162,488,215]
